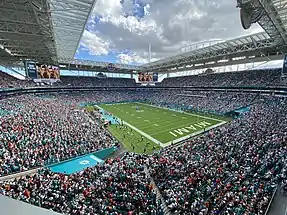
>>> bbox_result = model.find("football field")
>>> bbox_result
[98,102,227,148]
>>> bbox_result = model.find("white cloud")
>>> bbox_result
[81,0,263,64]
[92,0,122,18]
[80,30,110,55]
[116,52,159,64]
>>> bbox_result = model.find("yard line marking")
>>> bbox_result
[144,120,150,122]
[172,114,177,116]
[137,117,141,119]
[153,124,159,127]
[162,121,227,147]
[136,102,225,122]
[122,121,163,147]
[149,120,206,136]
[182,117,187,119]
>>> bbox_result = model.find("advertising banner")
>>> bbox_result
[24,61,38,79]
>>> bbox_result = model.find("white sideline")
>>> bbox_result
[96,104,164,147]
[97,103,228,148]
[122,121,164,147]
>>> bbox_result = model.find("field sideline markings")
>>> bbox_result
[98,103,226,147]
[135,102,225,123]
[140,118,195,132]
[149,120,221,136]
[122,108,213,127]
[122,121,164,147]
[162,121,227,147]
[138,115,217,132]
[119,111,217,132]
[134,117,190,130]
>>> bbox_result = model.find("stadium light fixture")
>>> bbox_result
[4,48,11,55]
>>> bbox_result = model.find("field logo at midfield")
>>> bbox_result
[169,121,211,137]
[79,160,90,165]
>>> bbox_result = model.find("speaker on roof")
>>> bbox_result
[240,8,252,30]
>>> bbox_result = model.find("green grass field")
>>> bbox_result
[98,102,227,152]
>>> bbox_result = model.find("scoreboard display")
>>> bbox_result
[138,72,158,82]
[36,64,60,79]
[24,61,60,80]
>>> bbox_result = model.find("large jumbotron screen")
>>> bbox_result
[138,72,158,82]
[24,61,60,80]
[36,64,60,79]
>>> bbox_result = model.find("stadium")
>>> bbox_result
[0,0,287,215]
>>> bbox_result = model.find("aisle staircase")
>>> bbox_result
[144,165,171,215]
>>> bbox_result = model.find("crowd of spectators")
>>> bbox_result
[160,68,286,87]
[0,71,34,89]
[0,153,160,215]
[0,95,114,176]
[59,76,136,87]
[148,90,260,114]
[0,90,277,177]
[148,96,287,214]
[1,68,287,89]
[37,90,259,114]
[0,89,286,215]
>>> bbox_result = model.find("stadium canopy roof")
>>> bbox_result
[49,0,96,59]
[0,0,58,64]
[1,0,287,74]
[237,0,287,45]
[59,59,142,74]
[140,0,287,73]
[270,0,287,42]
[140,32,286,73]
[0,0,138,73]
[0,0,96,65]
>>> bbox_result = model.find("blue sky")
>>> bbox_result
[73,0,268,66]
[75,0,151,65]
[75,45,119,63]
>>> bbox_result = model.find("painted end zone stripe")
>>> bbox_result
[122,121,164,147]
[162,121,227,147]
